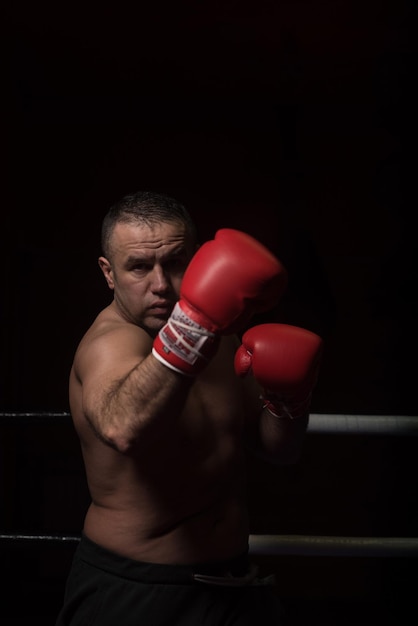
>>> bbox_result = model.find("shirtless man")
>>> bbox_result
[55,191,322,625]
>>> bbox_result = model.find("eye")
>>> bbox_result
[132,262,151,273]
[166,256,188,272]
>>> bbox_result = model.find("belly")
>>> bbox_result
[83,436,250,563]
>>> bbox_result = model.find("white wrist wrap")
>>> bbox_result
[261,392,312,420]
[152,302,218,375]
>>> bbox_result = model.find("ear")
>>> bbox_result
[98,256,115,290]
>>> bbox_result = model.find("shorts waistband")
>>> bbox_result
[77,533,253,585]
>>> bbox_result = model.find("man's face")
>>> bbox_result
[99,220,194,335]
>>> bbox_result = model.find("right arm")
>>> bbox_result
[75,323,193,454]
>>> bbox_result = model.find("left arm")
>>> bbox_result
[236,323,323,465]
[247,405,310,465]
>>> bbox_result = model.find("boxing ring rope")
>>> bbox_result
[1,411,417,558]
[1,533,418,557]
[1,411,418,435]
[308,413,418,436]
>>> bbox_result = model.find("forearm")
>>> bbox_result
[94,353,192,452]
[253,407,309,465]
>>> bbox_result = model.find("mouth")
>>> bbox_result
[149,302,173,317]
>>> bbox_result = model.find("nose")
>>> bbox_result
[151,265,170,293]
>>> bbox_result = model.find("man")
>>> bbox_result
[56,190,322,625]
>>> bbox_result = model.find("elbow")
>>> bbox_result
[99,425,138,455]
[84,404,140,454]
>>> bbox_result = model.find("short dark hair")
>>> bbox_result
[101,191,198,258]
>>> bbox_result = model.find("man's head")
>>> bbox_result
[101,191,198,261]
[98,191,198,334]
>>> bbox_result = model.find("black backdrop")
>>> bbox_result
[1,2,417,624]
[2,1,416,416]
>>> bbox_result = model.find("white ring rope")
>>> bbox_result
[308,414,418,435]
[1,533,417,557]
[1,412,417,435]
[249,534,418,557]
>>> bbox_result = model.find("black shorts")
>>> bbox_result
[55,533,284,625]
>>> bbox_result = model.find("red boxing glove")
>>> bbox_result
[234,323,323,418]
[153,229,287,375]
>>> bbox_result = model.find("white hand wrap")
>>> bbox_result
[152,302,218,375]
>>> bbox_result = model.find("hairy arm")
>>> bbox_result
[73,322,193,454]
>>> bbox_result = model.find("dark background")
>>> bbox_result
[1,1,417,624]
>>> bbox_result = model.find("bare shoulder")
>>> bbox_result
[72,305,152,385]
